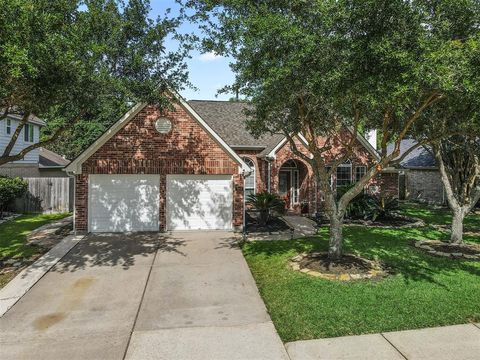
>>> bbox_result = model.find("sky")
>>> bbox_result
[151,1,235,101]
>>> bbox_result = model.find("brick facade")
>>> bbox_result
[75,103,243,232]
[260,133,398,215]
[74,100,400,232]
[405,169,444,204]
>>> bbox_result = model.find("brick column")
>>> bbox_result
[233,174,244,229]
[75,174,88,232]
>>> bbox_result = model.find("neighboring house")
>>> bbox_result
[66,93,399,233]
[387,139,445,204]
[0,113,70,177]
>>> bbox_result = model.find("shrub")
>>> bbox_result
[0,176,28,217]
[336,185,399,221]
[246,192,285,226]
[364,195,399,221]
[337,185,371,219]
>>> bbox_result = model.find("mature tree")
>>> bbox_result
[0,0,190,163]
[417,0,480,244]
[186,0,479,259]
[433,137,480,244]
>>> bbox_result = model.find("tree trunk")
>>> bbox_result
[328,214,344,259]
[451,207,465,244]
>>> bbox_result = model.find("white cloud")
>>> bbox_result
[198,51,223,62]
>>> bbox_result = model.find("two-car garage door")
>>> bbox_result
[88,174,233,232]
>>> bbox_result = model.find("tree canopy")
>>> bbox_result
[0,0,190,163]
[186,0,480,258]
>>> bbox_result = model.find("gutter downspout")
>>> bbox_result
[266,155,274,193]
[65,170,76,234]
[242,169,248,241]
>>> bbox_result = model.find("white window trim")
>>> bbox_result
[243,157,256,196]
[355,165,367,182]
[24,124,34,143]
[6,119,11,135]
[336,162,353,187]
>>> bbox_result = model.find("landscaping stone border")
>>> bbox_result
[343,215,425,229]
[413,240,480,261]
[0,213,21,226]
[288,252,388,281]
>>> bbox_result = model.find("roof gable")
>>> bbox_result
[66,93,249,174]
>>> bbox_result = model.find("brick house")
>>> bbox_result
[388,139,445,204]
[66,93,398,233]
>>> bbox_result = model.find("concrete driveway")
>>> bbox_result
[0,232,288,360]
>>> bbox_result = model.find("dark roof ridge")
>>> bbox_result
[188,99,249,103]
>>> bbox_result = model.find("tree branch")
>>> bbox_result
[0,112,85,166]
[2,112,30,158]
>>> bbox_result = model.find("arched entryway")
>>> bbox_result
[278,159,308,211]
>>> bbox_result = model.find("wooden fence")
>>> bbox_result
[15,177,73,214]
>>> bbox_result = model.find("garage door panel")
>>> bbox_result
[89,175,160,232]
[166,175,233,230]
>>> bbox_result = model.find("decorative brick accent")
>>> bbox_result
[75,103,242,231]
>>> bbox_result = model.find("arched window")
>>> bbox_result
[243,157,256,198]
[281,159,298,169]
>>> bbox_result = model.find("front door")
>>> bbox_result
[279,171,291,208]
[279,170,299,208]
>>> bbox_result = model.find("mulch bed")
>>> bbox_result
[412,240,480,260]
[245,212,291,233]
[289,252,389,281]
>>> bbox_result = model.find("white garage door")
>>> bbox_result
[88,175,160,232]
[166,175,233,230]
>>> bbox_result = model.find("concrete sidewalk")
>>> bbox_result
[286,323,480,360]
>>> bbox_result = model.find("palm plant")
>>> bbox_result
[246,192,285,226]
[364,195,399,221]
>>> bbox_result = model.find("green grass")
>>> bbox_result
[242,204,480,342]
[0,213,70,259]
[400,202,480,231]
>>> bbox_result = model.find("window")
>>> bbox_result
[24,124,34,142]
[243,157,256,198]
[355,166,367,182]
[336,162,352,187]
[6,119,11,134]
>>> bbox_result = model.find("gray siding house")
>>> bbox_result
[0,114,70,177]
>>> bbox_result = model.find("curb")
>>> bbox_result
[0,234,84,317]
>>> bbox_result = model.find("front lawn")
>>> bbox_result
[0,213,70,288]
[400,202,480,232]
[242,204,480,342]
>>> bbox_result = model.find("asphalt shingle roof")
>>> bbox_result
[188,100,284,154]
[387,139,436,168]
[39,148,70,168]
